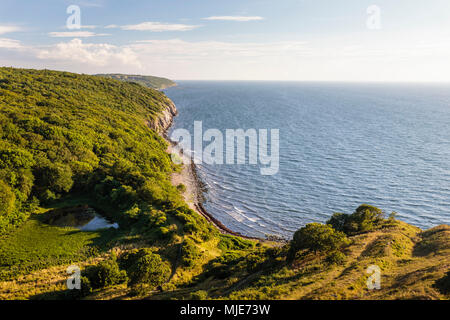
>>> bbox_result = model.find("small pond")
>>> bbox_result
[78,215,119,231]
[43,205,119,231]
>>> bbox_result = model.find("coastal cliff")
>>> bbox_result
[147,98,178,134]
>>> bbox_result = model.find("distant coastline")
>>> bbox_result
[95,73,177,90]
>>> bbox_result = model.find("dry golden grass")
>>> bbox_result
[0,256,106,300]
[1,219,448,300]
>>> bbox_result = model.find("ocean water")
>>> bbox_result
[165,81,450,238]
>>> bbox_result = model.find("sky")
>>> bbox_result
[1,0,450,81]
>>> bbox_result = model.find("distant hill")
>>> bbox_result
[95,73,176,90]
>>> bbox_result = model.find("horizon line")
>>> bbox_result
[3,66,450,85]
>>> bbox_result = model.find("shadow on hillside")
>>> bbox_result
[412,225,450,257]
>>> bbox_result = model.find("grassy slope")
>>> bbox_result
[2,219,448,300]
[226,221,450,300]
[95,74,176,90]
[139,220,449,301]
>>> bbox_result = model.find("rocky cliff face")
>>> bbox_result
[147,98,178,135]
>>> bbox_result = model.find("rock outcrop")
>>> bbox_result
[147,99,178,135]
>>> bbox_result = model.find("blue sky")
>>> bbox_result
[1,0,450,81]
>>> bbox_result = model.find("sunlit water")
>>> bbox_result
[78,215,118,231]
[165,81,450,238]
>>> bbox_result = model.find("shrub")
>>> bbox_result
[291,223,349,253]
[327,204,384,235]
[122,249,171,288]
[85,255,127,289]
[349,204,384,232]
[218,234,254,251]
[326,212,347,232]
[245,250,267,272]
[41,189,57,203]
[176,183,186,193]
[37,162,74,194]
[325,251,347,265]
[0,180,15,217]
[158,226,173,240]
[79,276,93,297]
[181,238,202,268]
[123,204,141,222]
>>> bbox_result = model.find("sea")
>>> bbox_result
[165,81,450,239]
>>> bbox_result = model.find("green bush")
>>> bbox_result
[203,252,246,279]
[245,250,267,272]
[36,162,74,194]
[85,255,127,289]
[325,251,347,265]
[326,212,347,232]
[79,276,93,297]
[327,204,384,235]
[0,180,15,217]
[176,183,186,193]
[291,223,349,253]
[172,206,216,240]
[218,234,254,251]
[121,249,171,288]
[181,238,202,268]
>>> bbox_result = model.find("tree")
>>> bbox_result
[350,204,384,232]
[181,238,202,268]
[37,162,73,194]
[327,204,384,235]
[125,249,171,287]
[0,180,15,217]
[291,223,349,253]
[86,255,127,289]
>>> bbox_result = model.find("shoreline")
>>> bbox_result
[158,100,271,242]
[167,140,264,241]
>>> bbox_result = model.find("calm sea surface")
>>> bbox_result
[165,81,450,238]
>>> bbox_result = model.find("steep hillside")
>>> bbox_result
[0,68,214,290]
[0,67,184,232]
[95,74,176,90]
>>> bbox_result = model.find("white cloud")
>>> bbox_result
[132,39,310,60]
[121,22,200,32]
[49,31,108,38]
[203,16,264,21]
[80,25,97,29]
[0,38,22,49]
[37,39,141,68]
[104,24,118,29]
[0,25,22,35]
[4,32,450,82]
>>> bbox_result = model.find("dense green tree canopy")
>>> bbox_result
[0,67,200,234]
